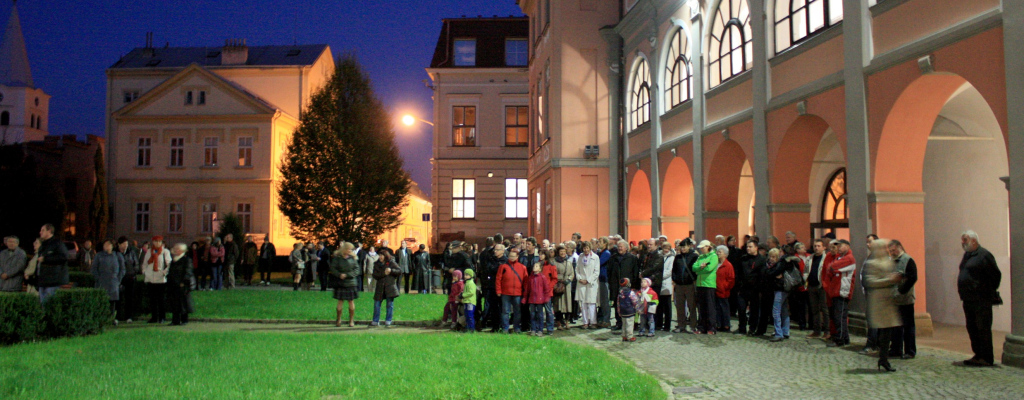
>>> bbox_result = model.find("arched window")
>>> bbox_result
[774,0,843,52]
[708,0,753,88]
[821,168,847,223]
[665,29,693,110]
[629,58,651,131]
[0,111,9,126]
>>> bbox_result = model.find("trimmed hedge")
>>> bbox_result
[0,292,45,344]
[68,271,96,288]
[43,288,111,338]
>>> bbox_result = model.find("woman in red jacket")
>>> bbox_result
[714,245,736,332]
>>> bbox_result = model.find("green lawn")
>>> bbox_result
[191,289,448,322]
[0,329,665,400]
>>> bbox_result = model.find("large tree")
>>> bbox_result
[277,55,410,245]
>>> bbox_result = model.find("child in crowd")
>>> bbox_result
[617,278,639,342]
[522,263,551,337]
[443,269,464,329]
[462,269,478,333]
[638,278,659,337]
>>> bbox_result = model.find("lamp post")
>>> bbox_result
[402,115,433,127]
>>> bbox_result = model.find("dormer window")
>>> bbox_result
[123,91,140,103]
[185,90,207,106]
[454,39,476,66]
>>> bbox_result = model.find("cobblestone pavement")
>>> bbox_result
[557,328,1024,399]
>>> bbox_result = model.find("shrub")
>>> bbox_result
[44,288,111,338]
[68,271,96,288]
[0,292,44,344]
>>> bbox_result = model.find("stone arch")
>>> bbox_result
[661,157,694,241]
[769,114,832,237]
[627,169,653,241]
[705,139,748,238]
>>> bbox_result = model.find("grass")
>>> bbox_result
[0,329,666,400]
[191,289,448,322]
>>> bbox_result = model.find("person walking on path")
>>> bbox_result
[372,252,402,327]
[91,240,125,324]
[956,230,1002,367]
[330,242,359,327]
[863,239,902,372]
[0,236,27,292]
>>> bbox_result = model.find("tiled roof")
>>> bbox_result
[110,44,328,69]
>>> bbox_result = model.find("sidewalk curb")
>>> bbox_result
[189,318,439,328]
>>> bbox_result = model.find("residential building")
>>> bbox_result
[376,181,432,249]
[0,2,49,144]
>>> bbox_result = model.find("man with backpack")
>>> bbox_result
[671,239,699,333]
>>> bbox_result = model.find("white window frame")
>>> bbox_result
[168,203,183,233]
[237,203,252,233]
[136,137,151,167]
[505,178,528,219]
[452,178,476,219]
[237,136,253,167]
[135,202,150,233]
[169,137,184,167]
[201,203,217,234]
[204,137,219,167]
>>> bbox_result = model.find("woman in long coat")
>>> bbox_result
[372,252,402,327]
[863,238,902,372]
[330,242,360,327]
[363,247,379,292]
[552,247,574,329]
[576,242,600,329]
[91,240,125,323]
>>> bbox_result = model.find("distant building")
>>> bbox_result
[427,16,530,249]
[376,181,432,249]
[24,135,105,240]
[0,2,50,144]
[106,37,334,247]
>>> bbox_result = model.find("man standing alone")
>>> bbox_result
[956,230,1002,367]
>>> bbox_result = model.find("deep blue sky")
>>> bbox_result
[5,0,524,194]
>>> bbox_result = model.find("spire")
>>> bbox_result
[0,1,33,87]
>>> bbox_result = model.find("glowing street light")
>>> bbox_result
[401,114,433,127]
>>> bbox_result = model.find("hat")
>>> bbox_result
[698,240,712,249]
[642,277,652,287]
[451,269,463,281]
[463,269,475,279]
[836,239,851,246]
[620,278,630,287]
[151,236,164,242]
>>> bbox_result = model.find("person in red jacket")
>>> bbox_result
[714,245,736,332]
[522,263,551,336]
[824,239,857,348]
[821,240,839,341]
[540,250,559,334]
[496,247,528,334]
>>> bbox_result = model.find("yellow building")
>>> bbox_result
[376,181,433,249]
[105,39,334,247]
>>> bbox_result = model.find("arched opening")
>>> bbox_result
[706,139,753,238]
[629,58,651,131]
[707,0,753,88]
[808,127,848,240]
[875,75,1011,330]
[664,28,693,111]
[738,161,755,237]
[771,115,833,237]
[662,157,694,240]
[627,170,653,240]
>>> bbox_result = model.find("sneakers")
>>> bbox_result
[770,336,785,342]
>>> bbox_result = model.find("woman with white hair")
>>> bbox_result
[575,242,600,328]
[167,243,194,326]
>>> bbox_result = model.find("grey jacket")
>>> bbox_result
[92,251,126,301]
[0,247,27,291]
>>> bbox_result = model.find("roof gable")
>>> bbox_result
[114,64,280,118]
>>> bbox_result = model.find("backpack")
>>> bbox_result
[617,288,636,316]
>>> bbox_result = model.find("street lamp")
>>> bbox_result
[402,114,433,127]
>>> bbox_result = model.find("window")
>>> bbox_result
[64,212,76,237]
[184,90,193,105]
[168,203,183,233]
[452,179,476,219]
[197,91,206,105]
[136,137,151,167]
[169,137,184,167]
[629,58,651,131]
[708,0,753,88]
[505,106,529,146]
[201,203,217,233]
[453,39,476,66]
[506,38,528,66]
[0,111,8,126]
[204,137,219,166]
[665,29,693,109]
[505,178,528,219]
[775,0,843,52]
[535,81,544,148]
[237,137,253,166]
[237,203,252,233]
[135,202,150,233]
[123,91,139,103]
[822,168,847,222]
[452,106,476,147]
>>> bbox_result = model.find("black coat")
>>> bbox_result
[741,254,766,296]
[168,255,194,287]
[37,237,69,287]
[957,246,1001,304]
[608,253,640,290]
[671,250,698,286]
[641,252,666,292]
[373,259,402,301]
[764,256,799,292]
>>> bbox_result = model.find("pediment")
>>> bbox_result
[114,64,278,118]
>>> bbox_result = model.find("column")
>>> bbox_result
[690,5,706,240]
[649,17,663,237]
[749,0,772,238]
[843,0,873,321]
[601,27,625,235]
[1002,0,1024,369]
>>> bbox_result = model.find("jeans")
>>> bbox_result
[501,295,522,332]
[807,286,829,333]
[696,287,717,333]
[597,281,610,324]
[639,313,655,334]
[210,264,223,290]
[146,283,166,322]
[772,291,791,338]
[674,284,697,330]
[891,304,917,356]
[715,297,731,330]
[530,304,545,333]
[963,300,995,364]
[465,304,475,331]
[373,298,395,324]
[831,297,850,345]
[39,286,60,306]
[544,300,555,332]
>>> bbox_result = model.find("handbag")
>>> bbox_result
[782,263,804,292]
[554,281,566,295]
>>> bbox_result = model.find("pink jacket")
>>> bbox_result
[208,246,225,264]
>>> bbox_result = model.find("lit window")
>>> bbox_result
[123,91,139,103]
[452,106,476,147]
[452,179,476,219]
[629,58,651,131]
[775,0,843,52]
[665,29,693,109]
[136,137,151,167]
[505,106,528,146]
[505,38,528,66]
[168,203,183,233]
[135,202,150,233]
[201,203,217,233]
[237,203,252,233]
[64,212,76,237]
[505,178,528,219]
[822,168,847,222]
[709,0,753,88]
[204,137,219,166]
[237,137,253,167]
[453,39,476,66]
[170,137,184,167]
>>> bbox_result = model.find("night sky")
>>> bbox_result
[5,0,525,194]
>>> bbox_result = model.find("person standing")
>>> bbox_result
[371,252,402,327]
[240,236,258,286]
[825,239,857,348]
[956,230,1002,367]
[496,247,527,334]
[576,242,599,329]
[288,243,305,291]
[207,238,226,290]
[481,241,505,331]
[36,224,70,305]
[805,239,830,338]
[887,240,918,359]
[714,245,735,333]
[863,239,901,372]
[553,246,575,329]
[736,240,762,335]
[414,244,430,294]
[671,239,699,333]
[258,235,276,286]
[91,240,125,324]
[167,243,194,326]
[141,236,171,323]
[223,234,239,290]
[692,240,719,335]
[76,240,96,272]
[0,236,27,292]
[330,242,359,327]
[395,241,412,294]
[363,247,379,292]
[317,242,332,292]
[196,238,211,290]
[767,246,801,342]
[608,240,640,331]
[116,237,140,323]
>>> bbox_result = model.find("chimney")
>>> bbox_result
[221,39,248,65]
[143,32,155,57]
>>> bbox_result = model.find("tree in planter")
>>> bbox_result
[216,212,246,242]
[88,147,109,241]
[278,55,410,245]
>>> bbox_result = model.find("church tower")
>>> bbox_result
[0,1,49,144]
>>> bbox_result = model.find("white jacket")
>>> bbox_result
[141,248,171,284]
[575,252,600,304]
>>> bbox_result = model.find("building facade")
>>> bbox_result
[516,0,1024,367]
[427,17,531,249]
[106,39,334,248]
[0,2,49,144]
[376,181,432,249]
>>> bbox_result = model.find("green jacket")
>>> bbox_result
[692,252,719,288]
[462,269,477,305]
[330,255,359,288]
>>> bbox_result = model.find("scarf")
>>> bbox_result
[368,251,377,257]
[554,256,566,263]
[149,246,164,271]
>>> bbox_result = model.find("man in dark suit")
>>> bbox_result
[956,230,1002,367]
[608,240,639,331]
[258,234,276,286]
[394,241,413,293]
